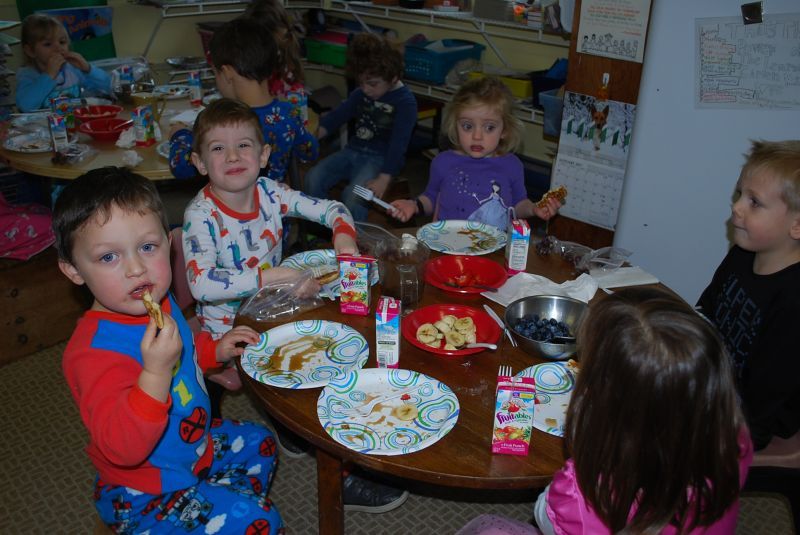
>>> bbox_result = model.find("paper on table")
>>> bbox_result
[590,266,659,289]
[169,108,204,126]
[482,272,598,307]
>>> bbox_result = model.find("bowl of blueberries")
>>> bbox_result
[504,295,587,360]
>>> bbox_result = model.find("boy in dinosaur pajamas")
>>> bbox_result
[182,98,357,339]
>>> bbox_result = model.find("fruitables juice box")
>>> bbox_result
[338,255,373,315]
[375,296,401,368]
[505,219,530,274]
[491,375,536,455]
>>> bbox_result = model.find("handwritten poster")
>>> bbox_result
[696,14,800,108]
[550,92,636,230]
[576,0,652,63]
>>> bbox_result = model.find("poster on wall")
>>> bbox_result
[550,91,636,230]
[695,14,800,109]
[576,0,652,63]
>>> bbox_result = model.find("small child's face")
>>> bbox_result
[456,104,505,159]
[190,122,270,196]
[731,172,800,255]
[58,204,171,317]
[24,27,69,71]
[358,75,396,101]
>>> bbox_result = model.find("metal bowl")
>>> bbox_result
[165,56,207,70]
[504,295,587,360]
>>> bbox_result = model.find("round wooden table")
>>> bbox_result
[236,242,587,535]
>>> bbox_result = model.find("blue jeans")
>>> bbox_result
[303,146,384,222]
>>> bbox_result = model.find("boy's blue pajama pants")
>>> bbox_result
[95,419,283,534]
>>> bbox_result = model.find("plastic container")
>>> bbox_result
[404,39,485,85]
[467,71,532,99]
[305,40,347,67]
[531,69,565,108]
[540,88,564,137]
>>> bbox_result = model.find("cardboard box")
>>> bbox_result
[375,296,401,368]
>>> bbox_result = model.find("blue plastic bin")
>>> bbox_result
[404,39,485,85]
[540,88,563,137]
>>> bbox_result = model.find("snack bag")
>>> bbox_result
[132,105,156,147]
[505,218,530,274]
[491,374,536,456]
[338,254,373,315]
[375,296,401,368]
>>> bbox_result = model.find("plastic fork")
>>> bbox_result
[340,384,425,417]
[498,365,512,378]
[484,304,518,348]
[352,185,395,211]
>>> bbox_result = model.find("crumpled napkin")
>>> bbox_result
[590,266,659,289]
[121,150,143,167]
[482,272,598,307]
[169,107,203,126]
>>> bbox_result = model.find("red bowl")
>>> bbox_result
[401,304,501,357]
[425,255,508,294]
[73,104,123,122]
[78,118,131,141]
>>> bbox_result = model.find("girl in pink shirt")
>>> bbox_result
[535,286,752,534]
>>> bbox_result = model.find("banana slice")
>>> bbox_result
[392,404,419,421]
[444,343,457,351]
[464,331,477,344]
[441,315,457,327]
[434,320,451,333]
[453,317,475,333]
[445,330,466,348]
[416,323,439,345]
[427,340,442,349]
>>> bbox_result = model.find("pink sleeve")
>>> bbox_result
[546,459,610,535]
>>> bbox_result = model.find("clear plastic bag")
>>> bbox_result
[535,235,630,274]
[238,271,325,322]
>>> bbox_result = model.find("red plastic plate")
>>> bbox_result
[425,255,508,294]
[402,304,501,357]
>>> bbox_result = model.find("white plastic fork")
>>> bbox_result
[498,365,513,378]
[353,185,395,211]
[341,384,425,417]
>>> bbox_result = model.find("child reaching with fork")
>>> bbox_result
[390,77,561,230]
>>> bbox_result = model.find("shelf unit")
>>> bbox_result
[137,1,556,124]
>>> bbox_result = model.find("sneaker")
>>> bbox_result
[259,411,312,459]
[343,473,409,514]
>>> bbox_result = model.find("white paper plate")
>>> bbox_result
[240,320,368,389]
[318,368,459,455]
[154,84,191,99]
[280,249,378,299]
[10,111,50,128]
[156,140,170,159]
[202,92,222,105]
[516,362,576,437]
[417,220,506,255]
[3,133,51,153]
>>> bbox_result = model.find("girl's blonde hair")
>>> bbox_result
[21,14,67,67]
[442,77,522,155]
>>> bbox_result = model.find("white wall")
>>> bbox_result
[614,0,799,303]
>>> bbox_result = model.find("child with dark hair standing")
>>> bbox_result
[303,32,417,222]
[391,77,560,229]
[16,14,111,112]
[169,17,317,183]
[534,287,752,534]
[697,140,800,451]
[53,167,283,533]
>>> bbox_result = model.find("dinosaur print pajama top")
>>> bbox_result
[182,177,356,338]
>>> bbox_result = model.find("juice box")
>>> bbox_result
[188,71,202,107]
[505,218,530,274]
[491,375,536,455]
[375,296,401,368]
[132,105,156,147]
[49,96,75,131]
[338,255,373,315]
[48,114,69,153]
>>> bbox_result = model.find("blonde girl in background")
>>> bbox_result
[16,14,111,112]
[390,77,561,230]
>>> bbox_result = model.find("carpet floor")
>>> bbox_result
[1,342,796,534]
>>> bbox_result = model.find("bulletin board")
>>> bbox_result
[696,13,800,109]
